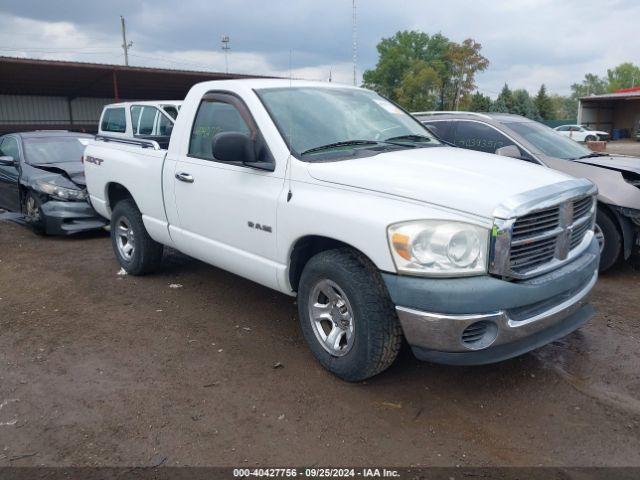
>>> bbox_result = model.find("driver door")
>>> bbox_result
[0,136,21,211]
[170,93,285,290]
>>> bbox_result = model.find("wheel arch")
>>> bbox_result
[598,201,634,260]
[288,235,379,293]
[105,182,138,214]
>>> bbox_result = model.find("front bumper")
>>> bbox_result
[382,236,599,365]
[41,200,107,235]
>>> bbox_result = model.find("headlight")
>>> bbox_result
[35,180,87,201]
[388,220,489,276]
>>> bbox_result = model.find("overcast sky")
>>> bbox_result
[0,0,637,96]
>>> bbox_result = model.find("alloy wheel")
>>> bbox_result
[308,279,355,357]
[116,217,136,261]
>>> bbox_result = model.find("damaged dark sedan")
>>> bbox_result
[0,131,106,235]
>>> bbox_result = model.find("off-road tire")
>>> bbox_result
[110,199,163,275]
[297,248,403,382]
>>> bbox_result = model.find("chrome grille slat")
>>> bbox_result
[504,195,595,278]
[510,239,557,257]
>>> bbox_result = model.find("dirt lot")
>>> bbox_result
[606,139,640,157]
[0,220,639,467]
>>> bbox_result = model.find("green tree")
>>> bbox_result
[362,30,447,100]
[362,30,489,111]
[394,60,440,111]
[549,94,577,120]
[468,91,492,112]
[511,89,540,119]
[446,38,490,110]
[490,84,514,113]
[534,84,554,120]
[607,62,640,91]
[570,73,608,98]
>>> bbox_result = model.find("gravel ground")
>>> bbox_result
[0,221,639,467]
[606,139,640,156]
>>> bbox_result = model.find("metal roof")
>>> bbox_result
[579,90,640,102]
[0,56,274,100]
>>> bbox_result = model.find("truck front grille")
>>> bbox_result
[492,194,596,280]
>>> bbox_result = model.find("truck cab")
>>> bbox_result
[98,101,182,149]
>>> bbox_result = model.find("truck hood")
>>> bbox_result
[307,147,571,219]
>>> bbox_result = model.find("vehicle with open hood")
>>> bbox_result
[0,131,106,235]
[84,80,599,381]
[417,111,640,272]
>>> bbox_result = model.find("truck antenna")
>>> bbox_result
[286,49,293,202]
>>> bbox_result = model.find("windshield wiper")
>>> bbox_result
[301,140,381,155]
[384,134,432,143]
[576,152,609,159]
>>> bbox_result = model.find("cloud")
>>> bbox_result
[0,0,638,96]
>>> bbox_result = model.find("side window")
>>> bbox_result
[0,137,20,160]
[452,121,516,154]
[101,108,126,133]
[130,106,142,134]
[163,106,179,119]
[189,100,251,160]
[422,121,453,142]
[157,113,174,136]
[556,126,569,131]
[138,106,158,135]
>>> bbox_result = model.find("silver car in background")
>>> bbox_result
[415,112,640,272]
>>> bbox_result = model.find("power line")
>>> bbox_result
[120,15,133,66]
[221,34,230,73]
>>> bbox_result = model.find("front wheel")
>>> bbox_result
[595,208,621,272]
[585,135,597,142]
[297,248,403,382]
[110,199,163,275]
[23,191,46,235]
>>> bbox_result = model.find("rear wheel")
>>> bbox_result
[23,191,45,235]
[110,199,163,275]
[297,248,403,382]
[595,208,621,272]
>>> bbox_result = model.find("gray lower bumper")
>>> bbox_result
[382,237,600,365]
[41,200,107,235]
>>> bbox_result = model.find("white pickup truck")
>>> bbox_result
[84,79,600,381]
[98,100,182,149]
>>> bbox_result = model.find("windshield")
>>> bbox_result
[505,121,591,160]
[24,136,89,165]
[256,87,439,159]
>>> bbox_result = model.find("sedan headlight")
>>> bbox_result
[35,180,87,201]
[388,220,489,276]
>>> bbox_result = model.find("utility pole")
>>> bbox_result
[120,15,133,66]
[221,35,230,73]
[352,0,357,86]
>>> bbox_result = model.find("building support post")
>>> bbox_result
[67,97,74,128]
[112,70,120,100]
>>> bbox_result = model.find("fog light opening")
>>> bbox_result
[461,320,498,350]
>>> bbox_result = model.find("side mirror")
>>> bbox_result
[495,145,521,159]
[212,132,255,163]
[211,132,274,171]
[0,155,16,167]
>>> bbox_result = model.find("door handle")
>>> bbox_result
[175,172,194,183]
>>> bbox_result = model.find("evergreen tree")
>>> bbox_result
[534,84,554,120]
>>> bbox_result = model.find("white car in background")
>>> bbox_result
[554,125,610,142]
